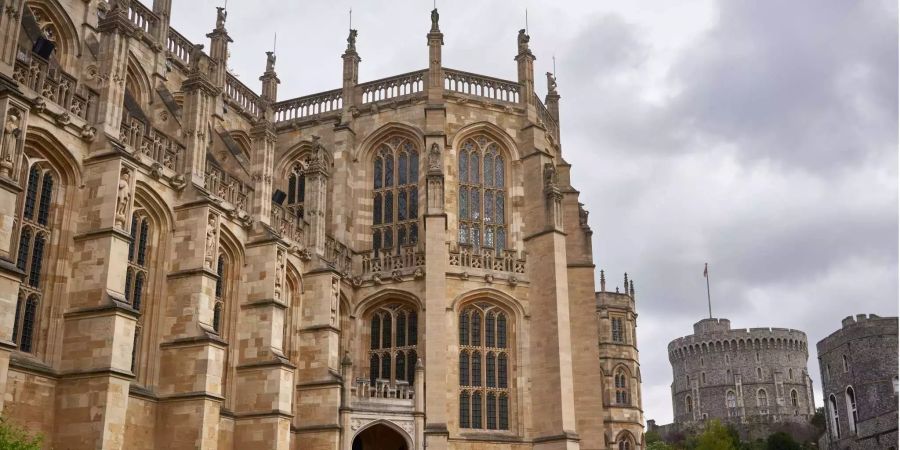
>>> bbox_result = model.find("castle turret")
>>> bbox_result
[515,28,535,108]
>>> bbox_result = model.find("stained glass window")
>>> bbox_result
[368,305,418,384]
[372,138,419,254]
[459,304,511,430]
[458,137,506,252]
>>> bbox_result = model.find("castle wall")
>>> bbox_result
[817,314,898,450]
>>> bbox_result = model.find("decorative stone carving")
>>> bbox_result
[204,213,218,268]
[427,142,442,173]
[0,109,22,178]
[508,276,519,287]
[330,277,339,326]
[265,51,276,73]
[391,270,403,282]
[372,273,383,285]
[484,273,494,284]
[430,8,440,32]
[114,168,131,229]
[413,267,424,279]
[215,6,226,30]
[346,29,358,52]
[543,162,558,190]
[275,249,285,299]
[547,71,558,95]
[81,126,97,142]
[517,29,530,54]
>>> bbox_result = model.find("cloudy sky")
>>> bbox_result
[172,0,898,424]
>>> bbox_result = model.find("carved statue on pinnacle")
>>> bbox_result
[430,8,440,32]
[547,72,558,95]
[517,29,530,54]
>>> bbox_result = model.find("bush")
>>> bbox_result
[0,417,42,450]
[766,431,801,450]
[694,420,739,450]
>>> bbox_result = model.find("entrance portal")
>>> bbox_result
[351,423,409,450]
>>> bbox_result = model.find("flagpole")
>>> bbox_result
[705,263,712,319]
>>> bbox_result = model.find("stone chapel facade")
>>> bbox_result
[0,1,644,449]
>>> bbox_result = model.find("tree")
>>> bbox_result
[694,420,738,450]
[766,432,801,450]
[0,417,42,450]
[810,407,825,432]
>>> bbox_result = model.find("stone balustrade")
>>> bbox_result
[361,246,424,275]
[324,236,352,274]
[353,378,415,402]
[444,68,520,104]
[359,70,426,105]
[204,164,250,211]
[448,245,526,275]
[13,52,98,121]
[269,203,306,244]
[127,1,158,35]
[225,73,261,118]
[534,92,559,139]
[273,89,343,123]
[166,28,194,68]
[120,111,185,172]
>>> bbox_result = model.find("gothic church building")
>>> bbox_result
[0,1,643,449]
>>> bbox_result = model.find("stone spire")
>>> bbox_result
[515,28,535,107]
[600,270,606,292]
[427,8,444,102]
[260,51,279,108]
[342,29,360,116]
[206,6,232,89]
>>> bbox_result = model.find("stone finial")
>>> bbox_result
[629,280,635,298]
[624,273,629,292]
[546,71,557,95]
[215,6,227,30]
[265,51,276,73]
[600,270,606,292]
[517,29,531,55]
[347,29,358,52]
[430,8,440,33]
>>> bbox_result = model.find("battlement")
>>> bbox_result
[841,313,882,327]
[817,314,898,354]
[668,318,808,360]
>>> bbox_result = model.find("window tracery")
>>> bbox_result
[125,209,152,376]
[13,164,55,354]
[459,303,510,430]
[373,137,419,254]
[368,304,418,385]
[286,162,306,218]
[614,369,629,405]
[458,136,505,251]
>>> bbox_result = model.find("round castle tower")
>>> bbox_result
[668,318,816,426]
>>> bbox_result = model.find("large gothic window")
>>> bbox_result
[286,162,306,218]
[126,210,152,375]
[373,137,419,255]
[368,304,418,385]
[13,165,55,354]
[845,386,858,434]
[828,394,841,438]
[458,136,505,252]
[459,303,510,430]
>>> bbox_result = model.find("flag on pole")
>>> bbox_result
[703,263,708,278]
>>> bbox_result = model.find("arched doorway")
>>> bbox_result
[352,422,409,450]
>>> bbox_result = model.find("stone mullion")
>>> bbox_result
[0,0,26,77]
[156,205,226,450]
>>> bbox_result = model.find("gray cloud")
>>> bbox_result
[171,0,898,425]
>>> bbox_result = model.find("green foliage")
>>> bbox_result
[646,441,675,450]
[693,420,739,450]
[645,430,663,444]
[766,431,801,450]
[810,407,826,432]
[0,417,42,450]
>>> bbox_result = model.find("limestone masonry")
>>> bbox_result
[0,1,644,449]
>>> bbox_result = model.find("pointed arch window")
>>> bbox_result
[790,389,799,407]
[125,210,153,378]
[614,369,629,405]
[686,395,693,414]
[458,136,506,252]
[213,254,227,334]
[828,394,841,438]
[286,162,306,218]
[845,386,858,434]
[459,303,511,430]
[14,164,57,354]
[373,137,419,255]
[368,304,418,385]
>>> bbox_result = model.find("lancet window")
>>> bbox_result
[13,165,55,354]
[459,303,510,430]
[213,254,227,333]
[611,317,624,343]
[373,137,419,255]
[368,304,418,385]
[614,369,629,405]
[458,136,506,252]
[286,162,306,218]
[126,209,152,375]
